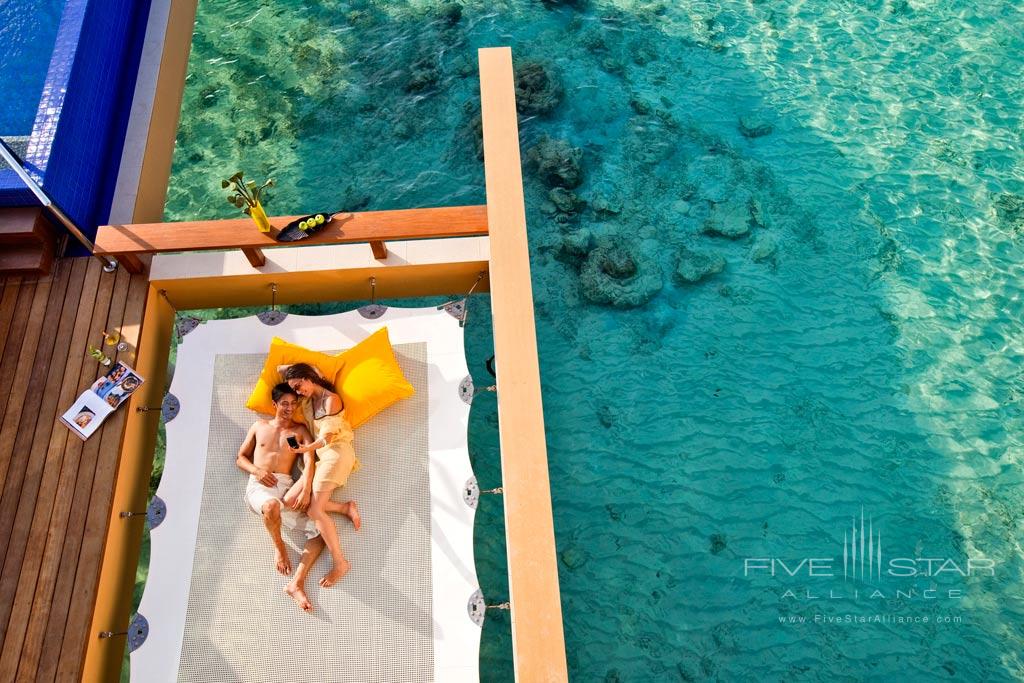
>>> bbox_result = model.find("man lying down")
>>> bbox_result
[235,382,361,612]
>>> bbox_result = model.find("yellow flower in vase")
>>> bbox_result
[223,172,275,233]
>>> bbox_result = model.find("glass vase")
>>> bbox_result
[249,200,271,233]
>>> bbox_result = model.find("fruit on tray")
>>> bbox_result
[274,211,336,242]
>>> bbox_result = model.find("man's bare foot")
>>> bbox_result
[319,558,351,587]
[275,548,292,575]
[346,501,361,531]
[284,584,312,613]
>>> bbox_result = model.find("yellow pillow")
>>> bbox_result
[336,327,414,428]
[245,337,347,417]
[245,328,414,428]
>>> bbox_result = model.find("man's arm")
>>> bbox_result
[236,423,277,486]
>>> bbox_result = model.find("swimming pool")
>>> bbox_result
[163,1,1024,680]
[0,0,152,252]
[0,0,65,134]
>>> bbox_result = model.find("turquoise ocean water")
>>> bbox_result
[158,1,1024,680]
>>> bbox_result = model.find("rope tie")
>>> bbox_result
[162,289,203,340]
[158,288,176,313]
[461,271,486,328]
[466,271,486,298]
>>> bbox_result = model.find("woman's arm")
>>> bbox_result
[289,439,322,454]
[293,450,314,509]
[297,425,316,488]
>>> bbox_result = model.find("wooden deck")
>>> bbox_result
[0,257,148,681]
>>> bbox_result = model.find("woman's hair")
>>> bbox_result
[283,363,336,393]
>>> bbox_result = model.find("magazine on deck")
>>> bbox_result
[60,361,145,440]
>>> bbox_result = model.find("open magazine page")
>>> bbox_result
[61,361,145,440]
[89,361,144,408]
[60,392,113,440]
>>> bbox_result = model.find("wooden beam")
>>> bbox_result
[145,236,489,309]
[78,279,166,683]
[241,247,266,268]
[479,47,568,682]
[151,262,489,311]
[369,240,387,260]
[115,253,145,275]
[95,204,489,256]
[130,0,200,224]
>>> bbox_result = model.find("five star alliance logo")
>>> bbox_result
[844,508,881,581]
[743,509,995,582]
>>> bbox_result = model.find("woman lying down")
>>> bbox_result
[234,363,361,613]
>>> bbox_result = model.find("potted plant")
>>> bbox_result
[223,171,275,233]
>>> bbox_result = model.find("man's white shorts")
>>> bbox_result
[245,473,320,539]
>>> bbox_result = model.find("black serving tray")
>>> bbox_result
[274,212,337,242]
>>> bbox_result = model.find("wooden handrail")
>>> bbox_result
[94,204,489,273]
[479,47,569,682]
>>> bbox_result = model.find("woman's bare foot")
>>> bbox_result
[319,558,351,587]
[284,584,312,613]
[346,501,361,531]
[275,548,292,575]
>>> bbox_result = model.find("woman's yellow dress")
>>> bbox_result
[300,399,360,491]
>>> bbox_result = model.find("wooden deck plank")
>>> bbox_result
[0,258,102,679]
[0,258,86,643]
[56,271,149,682]
[37,265,132,683]
[0,265,66,520]
[15,262,117,681]
[0,278,38,436]
[0,278,21,364]
[95,204,489,255]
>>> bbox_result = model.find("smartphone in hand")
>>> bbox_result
[286,435,300,449]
